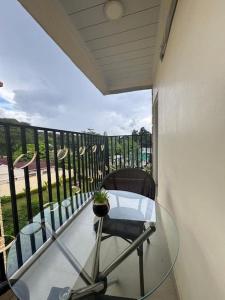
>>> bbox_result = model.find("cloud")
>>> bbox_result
[0,87,15,103]
[10,86,151,135]
[13,89,64,118]
[0,107,43,125]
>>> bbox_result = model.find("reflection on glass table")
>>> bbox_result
[6,190,179,300]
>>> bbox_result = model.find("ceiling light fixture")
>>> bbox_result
[104,0,124,21]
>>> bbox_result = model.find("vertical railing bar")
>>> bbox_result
[71,134,79,209]
[150,133,152,165]
[95,136,99,188]
[105,136,110,176]
[119,136,121,169]
[53,131,63,226]
[34,129,44,211]
[90,134,95,194]
[0,226,6,281]
[100,136,104,178]
[99,136,102,181]
[53,132,61,204]
[93,135,97,189]
[140,133,143,168]
[102,136,105,176]
[103,136,105,176]
[20,127,33,221]
[80,133,87,201]
[92,135,95,192]
[132,135,134,168]
[34,129,47,242]
[60,132,67,200]
[44,130,55,230]
[99,136,103,184]
[145,134,148,166]
[110,136,113,169]
[94,135,98,190]
[99,136,102,179]
[123,136,126,168]
[127,136,130,167]
[83,134,90,198]
[21,127,36,254]
[136,135,139,168]
[91,135,96,189]
[86,134,91,195]
[4,124,23,268]
[115,136,117,170]
[44,130,53,202]
[89,135,94,191]
[97,135,101,188]
[66,133,74,213]
[76,133,83,204]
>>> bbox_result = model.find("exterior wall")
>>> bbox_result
[153,1,225,299]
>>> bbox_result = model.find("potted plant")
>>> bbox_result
[92,190,110,217]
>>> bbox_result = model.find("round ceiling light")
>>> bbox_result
[104,0,124,21]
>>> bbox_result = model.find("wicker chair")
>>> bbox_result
[95,168,155,296]
[101,168,155,199]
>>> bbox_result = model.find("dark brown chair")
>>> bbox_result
[101,168,155,199]
[95,168,155,297]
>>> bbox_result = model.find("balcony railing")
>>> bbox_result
[0,121,152,280]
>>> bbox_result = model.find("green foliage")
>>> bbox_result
[93,190,109,204]
[143,163,152,175]
[0,118,32,157]
[1,179,76,237]
[13,143,46,160]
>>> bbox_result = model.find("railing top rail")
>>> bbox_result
[0,121,151,137]
[108,133,151,137]
[0,121,102,136]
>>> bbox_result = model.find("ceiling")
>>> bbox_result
[19,0,161,94]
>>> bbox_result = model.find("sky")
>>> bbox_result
[0,0,152,135]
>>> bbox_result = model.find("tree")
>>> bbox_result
[138,127,150,135]
[132,129,138,135]
[0,119,32,157]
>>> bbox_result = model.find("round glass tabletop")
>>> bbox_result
[6,190,179,300]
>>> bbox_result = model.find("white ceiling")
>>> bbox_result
[19,0,161,94]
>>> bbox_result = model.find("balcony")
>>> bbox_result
[0,121,178,300]
[1,0,225,298]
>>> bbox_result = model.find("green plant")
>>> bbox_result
[93,190,109,204]
[143,163,152,175]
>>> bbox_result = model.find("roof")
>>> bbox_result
[18,0,162,94]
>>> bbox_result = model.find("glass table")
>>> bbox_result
[6,190,179,300]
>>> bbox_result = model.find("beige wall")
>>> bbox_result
[153,1,225,299]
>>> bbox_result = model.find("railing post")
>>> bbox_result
[0,216,6,281]
[104,136,110,175]
[4,124,23,268]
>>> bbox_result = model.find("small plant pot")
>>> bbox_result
[93,201,110,217]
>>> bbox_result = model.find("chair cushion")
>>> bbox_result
[95,216,145,241]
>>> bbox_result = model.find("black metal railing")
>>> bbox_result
[0,121,152,278]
